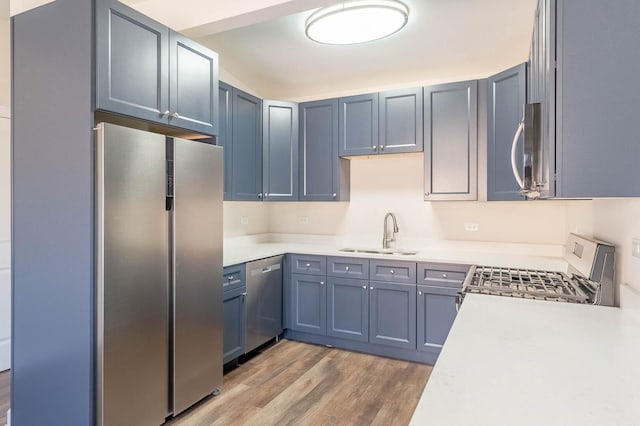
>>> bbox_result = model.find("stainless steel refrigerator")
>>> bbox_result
[95,123,223,426]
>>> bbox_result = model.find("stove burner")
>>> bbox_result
[464,266,599,304]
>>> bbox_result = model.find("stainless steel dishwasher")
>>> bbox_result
[245,255,283,352]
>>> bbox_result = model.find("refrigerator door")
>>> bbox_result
[96,123,169,426]
[173,138,223,415]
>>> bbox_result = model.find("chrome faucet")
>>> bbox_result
[382,212,399,249]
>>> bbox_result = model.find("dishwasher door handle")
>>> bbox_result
[261,267,272,273]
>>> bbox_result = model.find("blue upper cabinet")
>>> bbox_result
[487,64,526,201]
[231,88,262,201]
[379,87,423,154]
[299,99,350,201]
[96,0,169,124]
[423,80,478,201]
[218,82,233,200]
[95,0,218,136]
[339,93,379,156]
[263,100,299,201]
[168,31,218,136]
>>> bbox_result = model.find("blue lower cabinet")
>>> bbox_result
[368,280,417,350]
[327,277,369,342]
[290,273,327,335]
[417,285,459,356]
[223,286,246,363]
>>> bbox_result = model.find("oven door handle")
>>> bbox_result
[511,121,525,190]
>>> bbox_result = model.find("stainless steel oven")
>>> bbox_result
[461,234,616,306]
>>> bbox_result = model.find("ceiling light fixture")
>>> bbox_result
[305,0,409,45]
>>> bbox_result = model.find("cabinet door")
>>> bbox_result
[299,99,344,201]
[168,31,218,135]
[231,89,262,201]
[379,87,423,154]
[223,287,246,363]
[96,0,169,123]
[327,277,369,342]
[487,64,526,201]
[339,93,379,156]
[424,80,478,201]
[218,82,233,200]
[290,274,326,335]
[369,281,416,349]
[417,285,458,355]
[263,100,298,201]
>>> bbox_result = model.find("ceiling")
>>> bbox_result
[125,0,538,101]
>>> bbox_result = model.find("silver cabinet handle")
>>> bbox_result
[258,193,263,199]
[442,273,448,279]
[306,263,311,267]
[332,193,337,198]
[171,112,181,119]
[162,110,171,117]
[320,281,325,285]
[242,292,247,297]
[362,285,367,289]
[390,269,395,274]
[345,266,350,271]
[370,286,374,291]
[419,291,423,296]
[380,145,384,151]
[371,146,376,151]
[425,192,430,197]
[227,276,234,281]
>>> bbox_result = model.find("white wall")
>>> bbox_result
[223,201,269,238]
[0,0,10,373]
[268,153,575,247]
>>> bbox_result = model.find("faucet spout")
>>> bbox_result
[382,212,399,249]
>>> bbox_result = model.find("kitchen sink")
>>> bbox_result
[339,248,418,256]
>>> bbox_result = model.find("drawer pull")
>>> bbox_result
[370,286,374,291]
[345,266,350,271]
[442,273,448,279]
[362,285,367,289]
[227,276,234,281]
[390,269,395,274]
[320,281,325,285]
[306,263,311,267]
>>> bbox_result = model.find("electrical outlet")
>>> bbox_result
[240,216,249,225]
[632,238,640,258]
[299,216,309,225]
[465,223,480,232]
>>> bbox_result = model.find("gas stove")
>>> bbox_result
[461,234,615,306]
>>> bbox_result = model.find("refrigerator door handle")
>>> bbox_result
[511,121,525,190]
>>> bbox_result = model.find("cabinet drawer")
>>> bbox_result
[418,263,470,289]
[327,257,369,279]
[223,264,246,292]
[289,254,326,276]
[369,260,416,284]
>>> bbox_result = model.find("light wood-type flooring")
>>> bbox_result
[0,340,433,426]
[0,370,9,426]
[169,340,432,426]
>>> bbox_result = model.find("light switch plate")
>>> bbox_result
[240,216,249,225]
[632,238,640,258]
[465,223,479,232]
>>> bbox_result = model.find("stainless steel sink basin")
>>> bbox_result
[339,248,418,256]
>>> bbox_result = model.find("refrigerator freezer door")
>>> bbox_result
[173,138,223,415]
[97,123,169,426]
[245,256,284,353]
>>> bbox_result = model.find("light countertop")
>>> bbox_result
[223,234,568,272]
[409,294,640,426]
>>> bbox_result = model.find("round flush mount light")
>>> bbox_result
[305,0,409,45]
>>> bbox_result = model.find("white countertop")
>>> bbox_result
[223,234,568,272]
[410,294,640,426]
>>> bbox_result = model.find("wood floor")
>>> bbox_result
[0,340,433,426]
[169,340,432,426]
[0,370,9,426]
